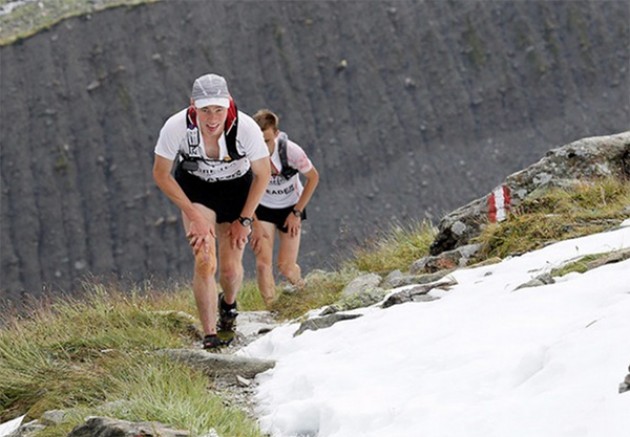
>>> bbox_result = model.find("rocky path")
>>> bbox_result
[195,311,282,422]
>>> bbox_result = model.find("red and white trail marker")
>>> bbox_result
[488,185,511,223]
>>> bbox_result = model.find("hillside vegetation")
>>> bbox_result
[0,0,157,45]
[475,178,630,259]
[1,177,628,435]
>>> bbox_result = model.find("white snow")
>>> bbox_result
[0,415,24,437]
[240,223,630,437]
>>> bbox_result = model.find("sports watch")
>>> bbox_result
[238,216,253,227]
[292,208,303,218]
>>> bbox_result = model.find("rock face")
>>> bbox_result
[1,1,628,304]
[429,131,630,255]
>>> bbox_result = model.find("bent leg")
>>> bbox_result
[277,229,305,288]
[216,222,246,305]
[182,204,218,336]
[255,221,277,307]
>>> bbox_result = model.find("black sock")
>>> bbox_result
[221,297,237,311]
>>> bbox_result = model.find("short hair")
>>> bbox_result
[253,109,280,131]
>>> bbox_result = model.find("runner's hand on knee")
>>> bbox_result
[188,216,213,238]
[188,233,210,256]
[285,214,301,238]
[229,220,250,250]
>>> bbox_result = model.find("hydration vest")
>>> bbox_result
[180,99,244,171]
[277,131,299,180]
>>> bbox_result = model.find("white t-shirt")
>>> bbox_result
[154,108,269,182]
[260,136,313,209]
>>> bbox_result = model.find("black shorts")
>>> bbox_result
[174,164,252,223]
[255,204,307,233]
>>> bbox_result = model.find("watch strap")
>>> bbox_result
[238,216,253,227]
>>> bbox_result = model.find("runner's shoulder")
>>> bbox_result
[161,107,188,132]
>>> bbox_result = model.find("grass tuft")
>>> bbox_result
[348,220,437,274]
[550,254,601,277]
[475,178,630,259]
[270,269,357,321]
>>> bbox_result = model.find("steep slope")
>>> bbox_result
[244,224,630,437]
[1,1,628,303]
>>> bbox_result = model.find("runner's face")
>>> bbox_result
[197,105,228,136]
[262,127,278,151]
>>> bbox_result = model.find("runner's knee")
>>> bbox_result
[256,252,273,270]
[194,251,216,278]
[219,264,242,284]
[256,259,273,277]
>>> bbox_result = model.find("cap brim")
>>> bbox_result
[194,97,230,108]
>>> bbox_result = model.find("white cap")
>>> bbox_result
[191,74,230,108]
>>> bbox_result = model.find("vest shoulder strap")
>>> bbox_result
[277,132,299,179]
[224,99,243,160]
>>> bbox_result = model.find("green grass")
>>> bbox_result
[0,275,356,433]
[270,269,357,321]
[475,178,630,259]
[0,282,263,436]
[258,220,438,321]
[550,249,630,278]
[348,220,437,274]
[234,280,268,312]
[550,254,601,277]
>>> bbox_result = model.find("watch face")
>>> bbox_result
[239,217,252,227]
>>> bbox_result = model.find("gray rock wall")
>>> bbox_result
[1,1,628,304]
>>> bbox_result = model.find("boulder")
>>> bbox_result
[294,312,363,337]
[430,132,630,255]
[514,273,555,290]
[382,278,458,308]
[331,273,387,311]
[159,349,275,379]
[67,416,189,437]
[411,244,482,273]
[382,269,453,289]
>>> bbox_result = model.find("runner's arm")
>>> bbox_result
[284,166,319,237]
[152,155,213,247]
[294,166,319,213]
[240,157,271,219]
[228,156,271,249]
[285,141,318,213]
